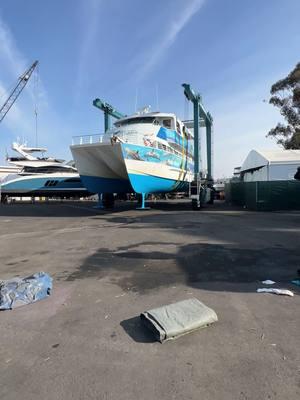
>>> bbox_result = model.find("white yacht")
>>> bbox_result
[0,142,90,199]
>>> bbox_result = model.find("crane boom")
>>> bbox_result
[93,98,126,132]
[0,60,38,123]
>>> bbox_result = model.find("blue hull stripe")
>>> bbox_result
[128,173,188,194]
[79,174,188,194]
[2,177,56,190]
[2,177,84,191]
[81,175,133,193]
[1,176,88,196]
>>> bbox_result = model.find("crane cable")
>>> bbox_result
[33,63,39,147]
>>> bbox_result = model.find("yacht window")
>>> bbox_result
[162,119,171,129]
[24,166,74,174]
[64,178,81,183]
[44,180,59,187]
[176,121,181,134]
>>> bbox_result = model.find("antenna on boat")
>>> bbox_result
[134,88,139,112]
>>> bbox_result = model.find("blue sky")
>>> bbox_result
[0,0,299,177]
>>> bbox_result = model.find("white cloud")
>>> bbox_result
[212,91,282,178]
[134,0,206,81]
[75,0,102,99]
[0,14,49,149]
[0,17,43,103]
[0,15,70,168]
[0,17,26,76]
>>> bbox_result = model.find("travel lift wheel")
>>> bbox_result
[191,184,214,210]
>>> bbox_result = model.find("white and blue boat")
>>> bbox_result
[0,142,89,198]
[70,111,195,199]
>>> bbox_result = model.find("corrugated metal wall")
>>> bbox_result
[225,180,300,211]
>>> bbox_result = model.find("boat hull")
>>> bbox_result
[71,142,133,193]
[79,175,132,194]
[71,141,193,194]
[0,173,89,197]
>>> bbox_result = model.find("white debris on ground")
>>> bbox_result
[257,288,294,297]
[261,280,276,285]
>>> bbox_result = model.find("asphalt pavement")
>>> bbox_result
[0,200,299,400]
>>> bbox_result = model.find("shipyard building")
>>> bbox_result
[240,149,300,182]
[226,149,300,211]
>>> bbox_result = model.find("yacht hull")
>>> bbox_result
[0,173,89,197]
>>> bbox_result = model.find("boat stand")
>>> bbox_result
[136,193,150,210]
[93,193,104,209]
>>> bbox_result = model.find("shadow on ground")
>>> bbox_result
[64,242,300,294]
[61,201,300,293]
[120,316,156,343]
[6,200,296,294]
[0,201,137,218]
[0,200,229,218]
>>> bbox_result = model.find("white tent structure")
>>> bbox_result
[240,149,300,182]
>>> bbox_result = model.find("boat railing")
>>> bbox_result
[71,133,194,160]
[72,130,142,146]
[71,134,107,145]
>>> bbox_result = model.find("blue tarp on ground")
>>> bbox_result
[0,272,52,310]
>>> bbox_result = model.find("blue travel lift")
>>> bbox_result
[182,83,214,210]
[93,85,213,210]
[92,98,126,208]
[93,98,126,132]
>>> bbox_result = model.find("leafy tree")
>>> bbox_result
[267,62,300,149]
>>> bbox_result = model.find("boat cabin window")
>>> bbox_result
[176,121,181,134]
[162,119,172,129]
[44,180,59,187]
[8,157,26,162]
[64,178,81,183]
[23,166,75,174]
[116,117,155,127]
